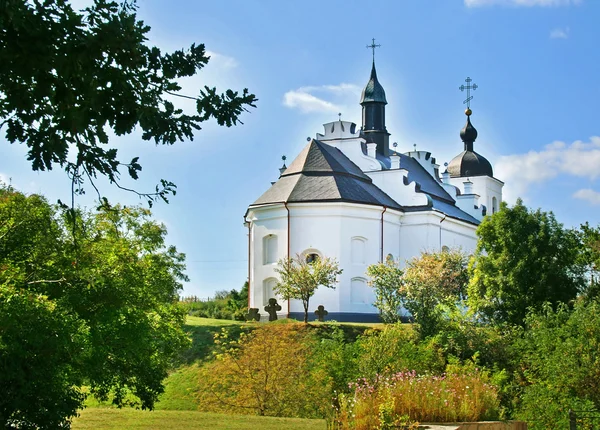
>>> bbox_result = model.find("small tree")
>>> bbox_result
[198,324,331,418]
[274,254,342,323]
[366,257,405,323]
[403,249,469,338]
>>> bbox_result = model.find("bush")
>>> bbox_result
[334,367,500,429]
[196,323,332,418]
[515,300,600,429]
[357,324,445,379]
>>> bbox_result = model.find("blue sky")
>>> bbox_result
[2,0,599,298]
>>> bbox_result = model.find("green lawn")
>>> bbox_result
[72,408,326,429]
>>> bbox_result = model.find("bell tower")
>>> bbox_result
[360,39,390,157]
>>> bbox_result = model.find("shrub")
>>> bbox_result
[334,368,500,429]
[515,300,600,429]
[357,324,445,379]
[196,323,332,418]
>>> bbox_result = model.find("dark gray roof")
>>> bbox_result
[448,150,493,178]
[360,62,387,104]
[397,154,456,203]
[250,139,402,211]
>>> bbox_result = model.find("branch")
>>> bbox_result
[28,278,66,285]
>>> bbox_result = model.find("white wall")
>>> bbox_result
[246,202,477,319]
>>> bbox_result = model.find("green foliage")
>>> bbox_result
[515,300,600,429]
[577,222,600,301]
[0,286,87,429]
[366,258,405,323]
[403,249,469,338]
[468,199,584,326]
[0,0,256,203]
[357,324,445,379]
[311,326,361,396]
[180,283,248,321]
[274,254,342,323]
[197,324,333,418]
[0,186,189,428]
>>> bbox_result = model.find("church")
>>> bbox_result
[244,54,504,322]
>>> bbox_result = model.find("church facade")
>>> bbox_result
[244,60,503,322]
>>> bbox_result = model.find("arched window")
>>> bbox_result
[263,278,278,307]
[351,277,369,305]
[302,249,322,264]
[263,234,278,265]
[351,237,366,265]
[492,197,498,214]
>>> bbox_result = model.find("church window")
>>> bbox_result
[351,237,367,265]
[492,197,498,214]
[263,278,278,307]
[350,277,369,304]
[263,234,278,265]
[303,248,322,264]
[306,253,319,264]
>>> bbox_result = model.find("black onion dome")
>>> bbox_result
[447,151,493,178]
[447,114,493,178]
[460,115,478,143]
[360,62,387,104]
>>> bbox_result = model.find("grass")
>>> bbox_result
[81,317,390,418]
[72,408,326,429]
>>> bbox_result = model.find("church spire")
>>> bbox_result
[447,78,493,178]
[361,39,390,156]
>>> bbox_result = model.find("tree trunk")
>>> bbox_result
[303,299,309,323]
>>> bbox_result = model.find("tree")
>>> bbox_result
[0,0,257,204]
[366,257,405,323]
[577,222,600,301]
[274,254,342,323]
[403,249,469,338]
[515,300,600,429]
[467,199,584,327]
[0,185,189,428]
[197,324,332,418]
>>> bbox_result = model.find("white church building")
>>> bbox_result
[244,59,503,322]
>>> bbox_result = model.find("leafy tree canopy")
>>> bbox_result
[274,254,342,323]
[515,300,600,429]
[0,185,189,428]
[0,0,257,204]
[366,257,405,323]
[468,199,585,327]
[403,249,469,337]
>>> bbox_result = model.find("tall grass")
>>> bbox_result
[334,369,500,429]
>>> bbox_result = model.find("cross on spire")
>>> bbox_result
[459,77,478,109]
[366,38,381,61]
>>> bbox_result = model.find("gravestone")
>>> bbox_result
[246,308,260,322]
[264,298,281,321]
[315,305,328,322]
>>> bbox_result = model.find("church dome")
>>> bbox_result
[447,113,493,178]
[360,62,387,104]
[447,150,493,178]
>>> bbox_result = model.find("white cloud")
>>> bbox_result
[283,84,361,114]
[465,0,581,7]
[573,188,600,205]
[205,50,238,71]
[495,136,600,203]
[550,27,570,39]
